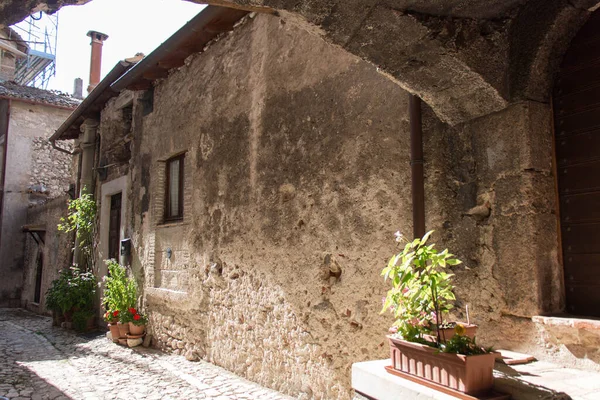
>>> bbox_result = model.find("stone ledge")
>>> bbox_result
[352,359,460,400]
[532,315,600,330]
[354,359,600,400]
[146,287,188,306]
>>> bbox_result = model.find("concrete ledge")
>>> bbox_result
[352,359,460,400]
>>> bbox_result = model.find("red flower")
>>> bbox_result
[112,310,119,317]
[129,307,137,314]
[133,314,141,321]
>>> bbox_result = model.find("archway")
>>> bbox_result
[553,9,600,317]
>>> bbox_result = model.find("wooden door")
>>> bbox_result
[554,10,600,317]
[108,193,122,261]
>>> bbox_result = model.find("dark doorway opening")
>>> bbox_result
[108,192,122,261]
[34,250,43,304]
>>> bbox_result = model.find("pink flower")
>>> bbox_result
[394,231,403,242]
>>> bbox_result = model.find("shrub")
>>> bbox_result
[45,267,97,315]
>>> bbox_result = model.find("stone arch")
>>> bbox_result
[508,0,600,102]
[7,0,600,125]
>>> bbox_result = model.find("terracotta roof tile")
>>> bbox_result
[0,81,81,108]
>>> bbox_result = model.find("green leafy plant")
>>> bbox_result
[45,267,97,321]
[381,231,493,355]
[439,324,494,355]
[72,309,95,332]
[58,192,97,271]
[381,230,460,343]
[103,259,137,322]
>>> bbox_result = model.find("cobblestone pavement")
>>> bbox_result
[0,308,294,400]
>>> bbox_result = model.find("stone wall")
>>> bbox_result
[0,101,74,306]
[99,11,568,400]
[21,196,72,313]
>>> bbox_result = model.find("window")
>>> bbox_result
[165,153,184,221]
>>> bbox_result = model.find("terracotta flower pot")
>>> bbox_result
[117,322,130,338]
[108,323,120,343]
[424,322,478,343]
[387,335,496,395]
[128,322,145,336]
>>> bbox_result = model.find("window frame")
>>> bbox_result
[164,153,185,222]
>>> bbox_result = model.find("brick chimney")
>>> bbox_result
[86,30,109,94]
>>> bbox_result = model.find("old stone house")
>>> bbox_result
[46,2,600,399]
[0,81,79,308]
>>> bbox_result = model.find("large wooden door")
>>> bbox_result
[108,193,122,261]
[554,10,600,317]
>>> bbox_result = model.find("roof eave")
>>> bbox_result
[50,60,135,141]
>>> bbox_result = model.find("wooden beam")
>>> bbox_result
[185,1,277,14]
[142,68,169,81]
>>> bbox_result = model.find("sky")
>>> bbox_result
[13,0,205,94]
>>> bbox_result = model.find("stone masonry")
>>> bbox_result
[0,308,292,400]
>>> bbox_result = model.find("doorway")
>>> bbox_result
[553,10,600,317]
[108,192,122,261]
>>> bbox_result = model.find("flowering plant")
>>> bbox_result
[381,230,460,344]
[103,310,119,323]
[131,311,148,326]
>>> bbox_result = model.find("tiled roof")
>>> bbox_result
[0,81,81,108]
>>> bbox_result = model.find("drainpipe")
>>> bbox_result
[86,31,109,94]
[0,99,10,250]
[50,139,78,155]
[78,119,98,196]
[409,94,425,239]
[73,119,98,267]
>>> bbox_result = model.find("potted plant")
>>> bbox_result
[127,308,148,336]
[45,266,97,330]
[102,260,137,340]
[381,230,496,395]
[104,310,120,342]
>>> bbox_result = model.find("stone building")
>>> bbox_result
[44,2,600,399]
[0,81,79,307]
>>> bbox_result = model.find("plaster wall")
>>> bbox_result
[117,12,566,400]
[0,101,72,305]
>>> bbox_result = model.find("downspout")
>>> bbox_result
[73,119,98,267]
[409,94,425,239]
[0,99,10,249]
[50,139,78,155]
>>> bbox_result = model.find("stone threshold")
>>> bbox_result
[353,359,600,400]
[532,314,600,330]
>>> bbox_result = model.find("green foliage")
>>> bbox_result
[58,193,97,271]
[439,333,493,356]
[381,230,460,342]
[103,259,137,322]
[45,267,97,315]
[72,309,94,332]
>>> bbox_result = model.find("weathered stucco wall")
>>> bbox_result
[0,101,73,306]
[21,196,72,313]
[110,11,568,400]
[128,13,414,399]
[422,101,562,356]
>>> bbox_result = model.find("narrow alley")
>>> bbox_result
[0,309,293,400]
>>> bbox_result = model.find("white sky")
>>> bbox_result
[14,0,205,94]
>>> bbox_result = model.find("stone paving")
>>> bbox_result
[0,308,294,400]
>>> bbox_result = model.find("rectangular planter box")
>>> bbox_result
[387,335,496,395]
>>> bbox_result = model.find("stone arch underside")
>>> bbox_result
[2,0,600,125]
